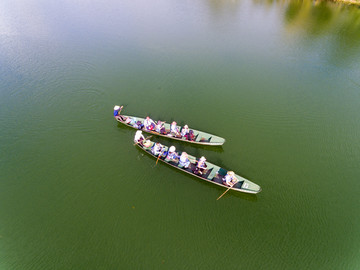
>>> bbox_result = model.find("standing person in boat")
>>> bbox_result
[179,152,190,169]
[165,146,179,162]
[113,105,121,117]
[114,105,124,119]
[114,105,131,123]
[170,121,180,137]
[223,171,238,187]
[151,142,164,156]
[144,116,156,131]
[194,156,207,175]
[134,130,145,144]
[155,120,166,134]
[181,125,190,138]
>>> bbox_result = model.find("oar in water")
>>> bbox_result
[134,135,152,146]
[216,181,238,201]
[155,148,166,165]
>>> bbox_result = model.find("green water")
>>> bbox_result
[1,0,360,269]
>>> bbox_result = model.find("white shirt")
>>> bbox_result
[181,127,189,136]
[225,174,237,186]
[155,123,163,133]
[134,131,144,142]
[171,124,178,133]
[144,118,154,129]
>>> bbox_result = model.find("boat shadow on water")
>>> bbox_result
[134,147,258,202]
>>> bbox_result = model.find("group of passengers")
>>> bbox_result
[145,116,193,139]
[114,106,195,140]
[134,131,203,172]
[134,131,238,187]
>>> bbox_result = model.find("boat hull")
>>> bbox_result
[135,138,261,194]
[115,114,225,146]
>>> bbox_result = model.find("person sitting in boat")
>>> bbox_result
[134,130,145,144]
[142,139,152,148]
[133,120,144,129]
[151,142,164,156]
[194,156,207,175]
[170,121,180,136]
[165,146,179,162]
[155,120,166,134]
[181,125,189,138]
[179,152,190,169]
[144,116,156,131]
[223,171,238,187]
[188,130,195,141]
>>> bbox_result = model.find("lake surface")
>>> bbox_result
[1,0,360,269]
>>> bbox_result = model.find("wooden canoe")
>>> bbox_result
[135,138,261,194]
[114,106,225,146]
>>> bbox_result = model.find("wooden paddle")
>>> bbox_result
[216,181,238,201]
[116,106,124,120]
[155,148,165,165]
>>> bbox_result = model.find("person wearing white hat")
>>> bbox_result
[223,171,238,187]
[134,130,145,144]
[165,146,179,162]
[113,105,123,117]
[194,156,207,175]
[170,121,180,136]
[180,125,190,138]
[113,105,130,122]
[179,152,190,168]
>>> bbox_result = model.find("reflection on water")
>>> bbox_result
[253,0,360,65]
[205,0,241,18]
[286,1,360,64]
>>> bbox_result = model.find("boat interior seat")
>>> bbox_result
[207,168,218,180]
[217,168,227,177]
[142,142,154,150]
[211,168,227,183]
[168,160,179,166]
[186,163,196,173]
[199,137,206,142]
[232,181,244,189]
[213,176,223,184]
[202,168,213,178]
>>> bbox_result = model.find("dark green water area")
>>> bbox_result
[1,0,360,269]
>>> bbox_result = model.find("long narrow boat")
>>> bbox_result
[114,105,225,146]
[134,137,261,194]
